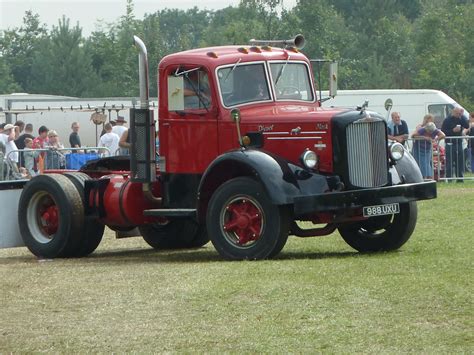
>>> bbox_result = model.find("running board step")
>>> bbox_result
[143,208,197,218]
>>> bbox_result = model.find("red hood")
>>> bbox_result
[237,103,349,123]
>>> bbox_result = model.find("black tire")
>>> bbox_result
[139,219,209,249]
[338,202,418,252]
[64,172,105,257]
[18,174,84,258]
[206,177,290,260]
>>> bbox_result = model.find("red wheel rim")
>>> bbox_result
[221,196,264,246]
[37,196,59,236]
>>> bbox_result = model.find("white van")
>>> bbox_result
[321,89,469,132]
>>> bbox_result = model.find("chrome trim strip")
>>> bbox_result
[267,136,321,140]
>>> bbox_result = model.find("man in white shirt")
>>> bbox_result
[99,123,120,156]
[0,124,19,163]
[111,116,127,139]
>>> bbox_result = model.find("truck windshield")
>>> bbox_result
[217,63,271,107]
[270,62,314,101]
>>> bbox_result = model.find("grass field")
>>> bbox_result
[0,183,473,353]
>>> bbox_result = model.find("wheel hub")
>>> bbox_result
[223,198,263,245]
[39,202,59,236]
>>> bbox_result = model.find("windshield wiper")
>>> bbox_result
[223,58,242,83]
[274,55,291,85]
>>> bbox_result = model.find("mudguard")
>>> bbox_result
[391,149,424,184]
[197,149,330,216]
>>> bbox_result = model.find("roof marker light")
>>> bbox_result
[206,51,218,58]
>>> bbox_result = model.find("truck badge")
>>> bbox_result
[290,126,301,135]
[258,125,274,132]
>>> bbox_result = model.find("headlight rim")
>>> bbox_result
[389,142,405,161]
[301,149,318,169]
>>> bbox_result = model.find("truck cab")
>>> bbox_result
[15,36,437,260]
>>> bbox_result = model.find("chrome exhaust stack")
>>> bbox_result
[131,36,158,203]
[133,36,150,109]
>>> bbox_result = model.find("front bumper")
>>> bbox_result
[293,180,437,216]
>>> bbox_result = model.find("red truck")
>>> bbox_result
[16,35,436,260]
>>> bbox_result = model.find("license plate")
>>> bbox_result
[363,203,400,217]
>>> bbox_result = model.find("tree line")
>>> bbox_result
[0,0,472,109]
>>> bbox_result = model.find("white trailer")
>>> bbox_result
[1,94,157,147]
[321,89,469,132]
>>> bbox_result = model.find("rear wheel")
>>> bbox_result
[338,202,417,252]
[64,172,105,257]
[207,177,290,260]
[139,219,208,249]
[18,174,84,258]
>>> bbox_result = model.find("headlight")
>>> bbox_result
[301,150,318,169]
[390,142,405,161]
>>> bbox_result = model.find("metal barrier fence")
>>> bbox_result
[2,139,473,183]
[1,147,112,181]
[408,136,474,182]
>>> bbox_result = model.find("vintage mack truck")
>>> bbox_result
[10,35,436,260]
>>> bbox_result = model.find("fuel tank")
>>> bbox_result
[97,174,161,228]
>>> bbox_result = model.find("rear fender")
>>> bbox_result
[197,149,330,222]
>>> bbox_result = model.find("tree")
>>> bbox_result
[0,11,48,92]
[412,1,472,107]
[0,57,21,93]
[86,0,143,97]
[29,16,97,96]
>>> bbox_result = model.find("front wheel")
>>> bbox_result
[338,202,417,252]
[207,177,290,260]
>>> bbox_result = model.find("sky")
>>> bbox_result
[0,0,297,36]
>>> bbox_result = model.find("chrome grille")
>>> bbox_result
[346,120,387,187]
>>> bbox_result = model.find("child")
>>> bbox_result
[23,137,39,177]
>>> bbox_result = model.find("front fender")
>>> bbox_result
[391,149,424,184]
[197,149,330,220]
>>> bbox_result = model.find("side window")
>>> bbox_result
[183,70,212,110]
[428,104,450,128]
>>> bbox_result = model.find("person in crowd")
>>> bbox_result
[69,122,81,151]
[100,119,116,137]
[387,112,409,145]
[441,107,469,181]
[15,123,35,167]
[23,137,39,177]
[0,123,5,133]
[33,125,49,149]
[411,120,445,180]
[44,130,66,169]
[15,123,34,150]
[0,141,28,180]
[0,124,19,164]
[14,120,25,139]
[466,111,474,173]
[98,123,120,156]
[118,128,131,155]
[32,125,49,174]
[112,116,127,139]
[412,114,434,163]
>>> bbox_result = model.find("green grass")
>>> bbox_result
[0,183,473,353]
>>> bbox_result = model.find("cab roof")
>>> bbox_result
[159,45,310,70]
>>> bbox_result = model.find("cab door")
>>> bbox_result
[159,65,219,174]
